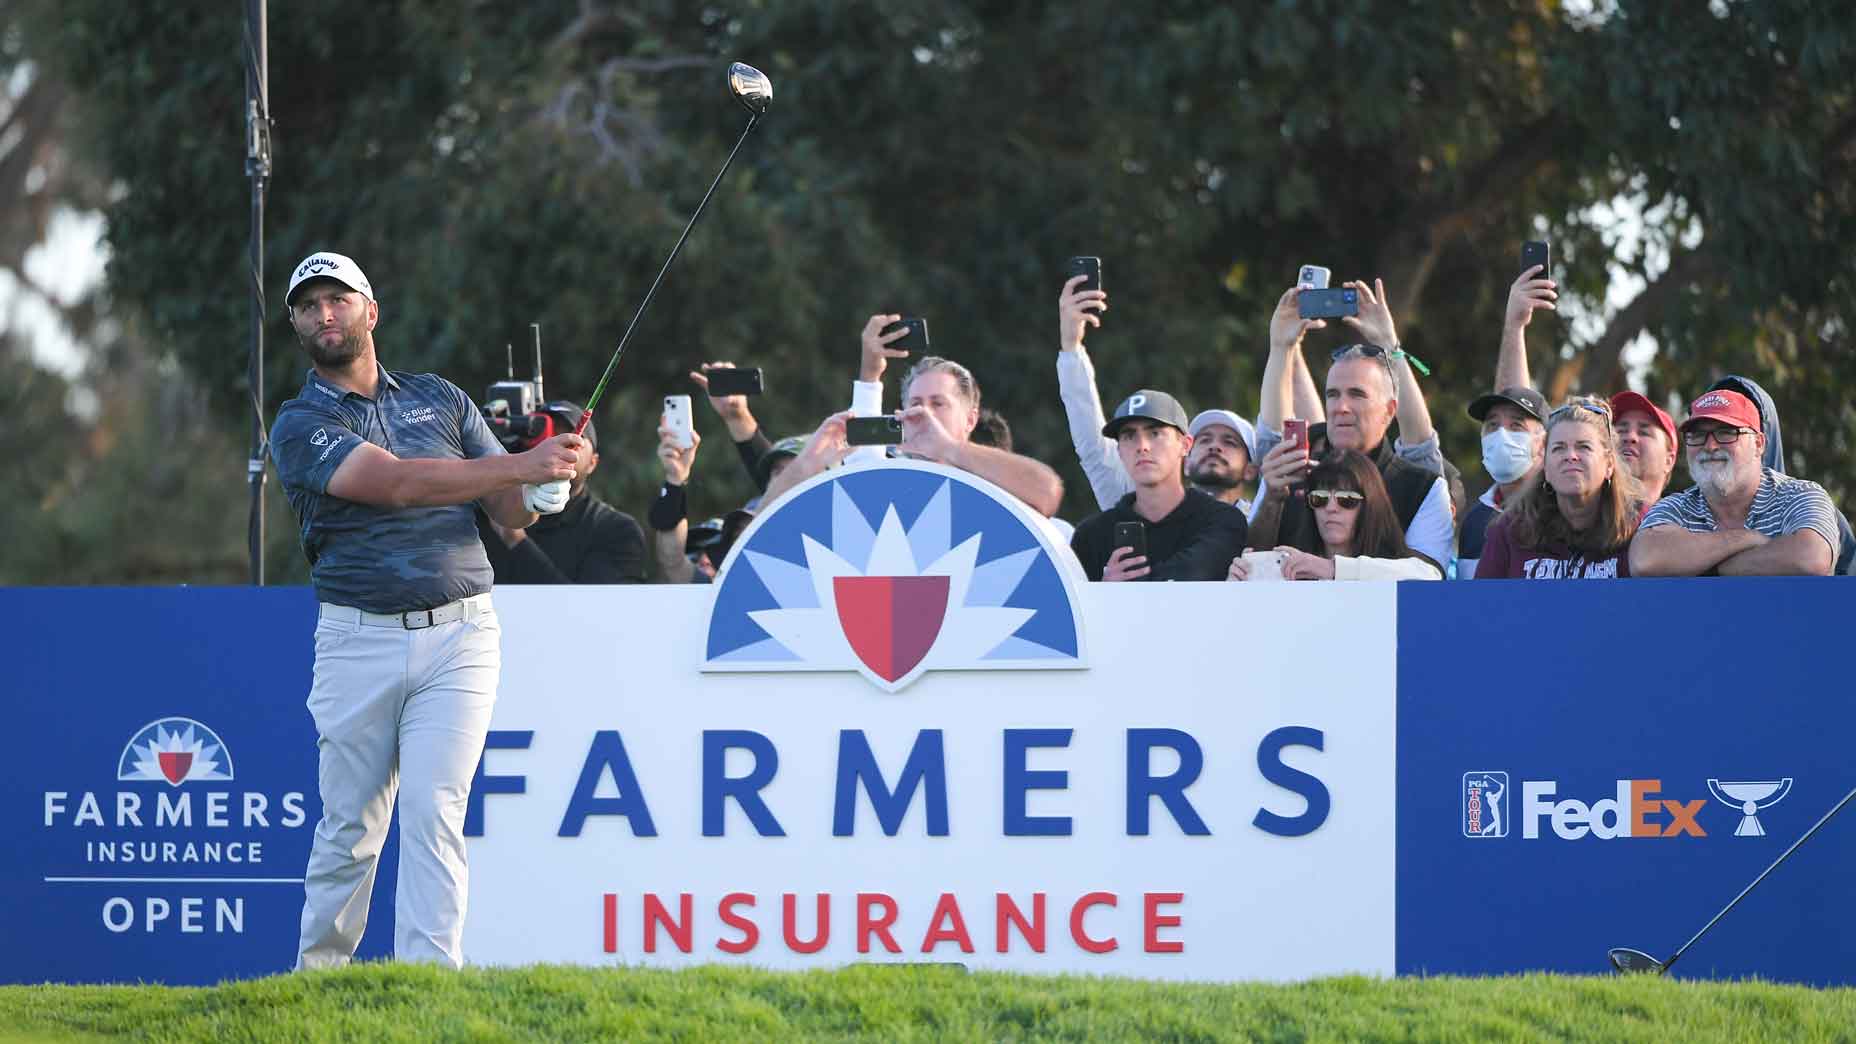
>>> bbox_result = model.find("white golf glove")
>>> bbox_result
[523,479,570,515]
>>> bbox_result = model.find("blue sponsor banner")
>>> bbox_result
[1396,578,1856,985]
[0,588,396,985]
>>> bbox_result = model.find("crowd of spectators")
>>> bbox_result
[485,259,1849,584]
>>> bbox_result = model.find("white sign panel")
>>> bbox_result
[465,463,1396,980]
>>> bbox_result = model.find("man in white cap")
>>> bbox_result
[269,251,585,969]
[1185,409,1259,513]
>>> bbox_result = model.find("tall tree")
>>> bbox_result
[19,0,1855,585]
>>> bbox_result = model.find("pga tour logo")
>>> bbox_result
[1462,771,1508,838]
[702,459,1086,692]
[116,717,234,787]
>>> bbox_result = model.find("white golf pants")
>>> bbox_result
[296,593,499,970]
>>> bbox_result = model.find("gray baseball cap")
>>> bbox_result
[1103,389,1190,438]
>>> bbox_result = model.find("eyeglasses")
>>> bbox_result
[1682,426,1754,447]
[1307,489,1365,510]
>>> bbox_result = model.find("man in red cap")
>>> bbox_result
[1630,389,1837,576]
[1609,391,1679,502]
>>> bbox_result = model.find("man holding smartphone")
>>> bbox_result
[1068,390,1249,581]
[1247,281,1454,569]
[829,313,1064,517]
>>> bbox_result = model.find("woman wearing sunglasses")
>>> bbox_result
[1475,395,1641,579]
[1227,450,1442,580]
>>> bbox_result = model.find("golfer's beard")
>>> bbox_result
[300,324,366,368]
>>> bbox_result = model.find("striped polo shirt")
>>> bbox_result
[1640,468,1838,553]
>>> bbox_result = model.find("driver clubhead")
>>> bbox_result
[728,62,772,116]
[1608,947,1668,975]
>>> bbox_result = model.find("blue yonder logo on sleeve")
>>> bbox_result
[702,460,1087,692]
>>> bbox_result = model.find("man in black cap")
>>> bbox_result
[478,400,646,583]
[1458,386,1548,579]
[1069,390,1250,581]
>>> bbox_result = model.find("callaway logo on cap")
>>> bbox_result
[286,251,375,308]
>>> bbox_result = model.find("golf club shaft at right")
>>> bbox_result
[1662,781,1856,973]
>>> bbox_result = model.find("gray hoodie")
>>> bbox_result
[1709,375,1853,574]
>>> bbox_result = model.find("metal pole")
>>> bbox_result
[245,0,272,584]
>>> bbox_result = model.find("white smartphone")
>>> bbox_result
[1297,265,1331,290]
[1241,549,1286,582]
[663,395,694,450]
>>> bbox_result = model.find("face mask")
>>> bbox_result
[1481,428,1537,483]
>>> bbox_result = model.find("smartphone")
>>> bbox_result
[1521,240,1551,279]
[1297,264,1331,289]
[701,366,763,397]
[1297,286,1358,320]
[880,317,930,353]
[1282,418,1308,451]
[663,395,694,450]
[844,415,903,446]
[1113,520,1147,561]
[1066,256,1102,295]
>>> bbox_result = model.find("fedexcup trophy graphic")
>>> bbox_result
[1707,777,1793,837]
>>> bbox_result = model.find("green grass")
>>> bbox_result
[3,964,1855,1043]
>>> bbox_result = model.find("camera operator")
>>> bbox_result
[477,401,645,583]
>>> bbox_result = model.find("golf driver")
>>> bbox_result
[1608,781,1856,975]
[572,61,773,436]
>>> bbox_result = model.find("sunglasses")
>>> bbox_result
[1548,401,1612,421]
[1308,489,1365,510]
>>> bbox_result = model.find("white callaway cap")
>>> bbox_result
[286,252,375,307]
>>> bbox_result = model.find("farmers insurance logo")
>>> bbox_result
[702,460,1086,692]
[118,718,233,787]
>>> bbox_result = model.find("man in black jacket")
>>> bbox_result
[1070,390,1249,581]
[477,401,646,583]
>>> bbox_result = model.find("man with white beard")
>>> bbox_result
[1630,389,1837,577]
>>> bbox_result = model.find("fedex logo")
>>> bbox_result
[1520,780,1707,840]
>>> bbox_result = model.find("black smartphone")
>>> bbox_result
[1521,240,1551,279]
[1297,287,1359,320]
[880,317,930,352]
[845,415,904,446]
[701,366,763,397]
[1066,256,1102,295]
[1113,520,1147,560]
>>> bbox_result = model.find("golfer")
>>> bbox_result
[269,251,581,968]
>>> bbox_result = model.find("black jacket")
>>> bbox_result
[477,492,646,584]
[1070,488,1249,581]
[1275,432,1442,555]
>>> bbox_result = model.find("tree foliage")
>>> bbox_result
[16,0,1856,581]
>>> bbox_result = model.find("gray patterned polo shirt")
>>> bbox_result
[270,364,505,612]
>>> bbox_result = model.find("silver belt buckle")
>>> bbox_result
[402,609,435,630]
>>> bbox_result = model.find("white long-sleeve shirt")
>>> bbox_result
[1054,348,1132,510]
